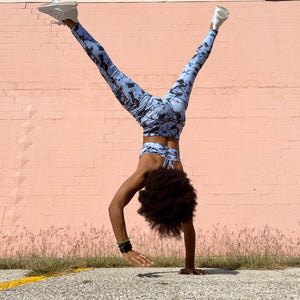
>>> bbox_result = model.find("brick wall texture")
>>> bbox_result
[0,2,299,237]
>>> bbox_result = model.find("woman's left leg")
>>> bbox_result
[164,29,218,109]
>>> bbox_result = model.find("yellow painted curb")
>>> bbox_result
[72,268,92,273]
[0,275,52,290]
[0,268,92,290]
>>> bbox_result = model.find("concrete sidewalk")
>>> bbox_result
[0,268,299,299]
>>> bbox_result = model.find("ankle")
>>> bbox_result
[63,19,78,29]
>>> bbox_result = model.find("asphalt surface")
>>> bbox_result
[0,267,299,299]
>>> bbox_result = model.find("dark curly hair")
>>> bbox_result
[137,166,197,238]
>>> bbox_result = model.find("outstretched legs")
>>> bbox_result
[38,3,229,124]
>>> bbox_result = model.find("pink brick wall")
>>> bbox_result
[1,2,299,241]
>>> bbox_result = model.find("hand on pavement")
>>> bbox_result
[123,250,154,267]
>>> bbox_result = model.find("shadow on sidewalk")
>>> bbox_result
[137,268,239,278]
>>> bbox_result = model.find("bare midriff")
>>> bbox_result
[143,135,180,151]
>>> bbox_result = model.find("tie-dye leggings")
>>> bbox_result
[72,24,217,139]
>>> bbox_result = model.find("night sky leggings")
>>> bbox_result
[72,24,218,139]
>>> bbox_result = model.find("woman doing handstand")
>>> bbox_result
[38,2,229,275]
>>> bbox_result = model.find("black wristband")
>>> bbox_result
[118,240,132,253]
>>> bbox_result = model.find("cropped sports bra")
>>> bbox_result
[140,142,181,169]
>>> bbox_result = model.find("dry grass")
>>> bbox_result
[0,224,299,276]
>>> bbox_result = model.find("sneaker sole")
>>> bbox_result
[216,6,230,19]
[38,1,77,13]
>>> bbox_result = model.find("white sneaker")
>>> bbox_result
[38,0,78,25]
[211,6,230,31]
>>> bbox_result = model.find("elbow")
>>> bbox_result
[108,202,115,216]
[108,201,122,217]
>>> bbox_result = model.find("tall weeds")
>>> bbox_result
[0,224,299,259]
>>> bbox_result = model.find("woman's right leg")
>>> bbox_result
[68,21,149,120]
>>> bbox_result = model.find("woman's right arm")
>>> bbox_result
[108,169,154,267]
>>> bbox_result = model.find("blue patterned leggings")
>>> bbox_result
[72,24,217,139]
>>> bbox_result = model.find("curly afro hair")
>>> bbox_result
[137,166,197,238]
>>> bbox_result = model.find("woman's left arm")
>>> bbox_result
[178,218,210,275]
